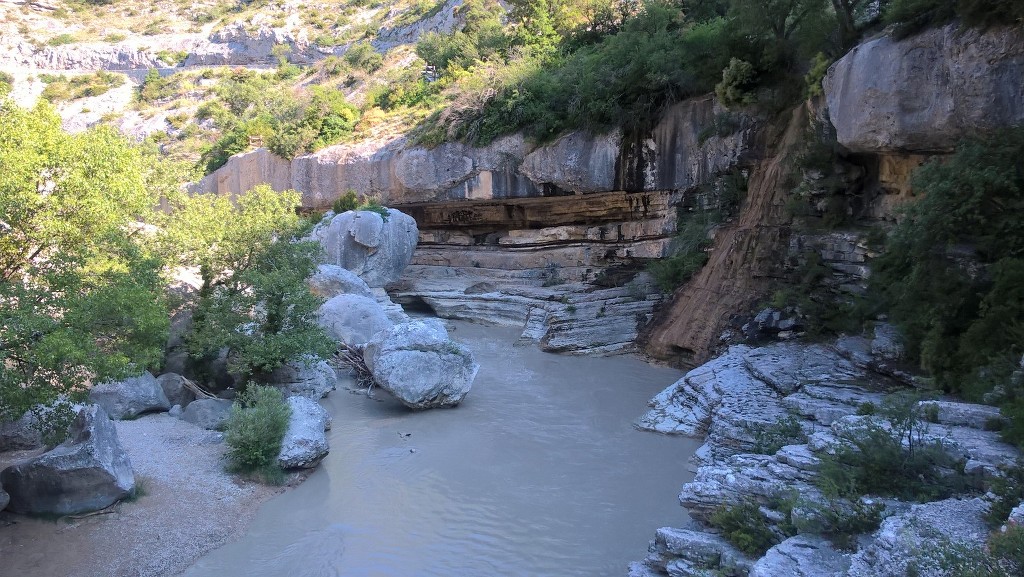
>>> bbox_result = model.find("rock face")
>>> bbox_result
[824,23,1024,153]
[313,209,419,288]
[157,373,195,408]
[88,372,171,420]
[276,396,330,469]
[192,148,291,198]
[268,357,337,399]
[363,319,479,409]
[630,337,1021,576]
[0,410,43,452]
[180,399,233,431]
[848,498,991,577]
[1,405,135,515]
[0,483,8,511]
[307,264,375,299]
[318,293,394,347]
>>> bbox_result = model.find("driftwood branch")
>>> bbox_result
[333,343,375,394]
[181,377,217,400]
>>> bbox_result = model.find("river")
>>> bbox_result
[182,321,700,577]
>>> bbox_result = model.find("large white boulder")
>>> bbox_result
[307,264,375,299]
[277,396,330,469]
[318,293,394,347]
[0,405,135,515]
[363,319,479,409]
[315,208,418,288]
[269,357,337,399]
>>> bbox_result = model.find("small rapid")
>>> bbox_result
[183,321,699,577]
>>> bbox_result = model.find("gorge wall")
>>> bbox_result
[195,22,1024,363]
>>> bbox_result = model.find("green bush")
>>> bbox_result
[47,33,77,46]
[749,415,806,455]
[649,212,713,292]
[0,71,12,96]
[332,190,359,213]
[224,385,291,476]
[816,394,972,502]
[986,462,1024,527]
[715,58,758,108]
[40,71,125,103]
[344,41,383,72]
[356,198,389,221]
[709,500,780,556]
[869,128,1024,437]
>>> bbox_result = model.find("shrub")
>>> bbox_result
[715,58,758,108]
[344,41,383,72]
[332,190,358,213]
[40,71,125,102]
[224,385,291,476]
[985,462,1024,528]
[47,33,77,46]
[0,72,12,96]
[869,128,1024,437]
[749,415,806,455]
[816,394,972,502]
[648,212,713,292]
[356,197,389,221]
[709,500,779,556]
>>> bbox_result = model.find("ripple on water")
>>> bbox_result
[183,322,700,577]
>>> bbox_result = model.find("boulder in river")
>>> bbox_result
[364,319,479,409]
[313,208,418,288]
[0,405,135,515]
[307,264,375,299]
[277,396,330,469]
[269,356,337,399]
[318,293,393,347]
[89,371,171,420]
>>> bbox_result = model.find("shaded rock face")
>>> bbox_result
[1,405,135,516]
[318,293,394,347]
[0,410,43,452]
[0,484,8,511]
[313,209,419,288]
[179,399,233,431]
[276,396,329,469]
[363,319,479,409]
[824,23,1024,153]
[157,373,195,408]
[268,357,337,399]
[88,372,171,420]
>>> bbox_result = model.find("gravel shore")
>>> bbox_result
[0,413,288,577]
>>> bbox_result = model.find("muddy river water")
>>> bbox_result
[183,321,700,577]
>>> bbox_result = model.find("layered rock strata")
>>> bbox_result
[630,336,1021,577]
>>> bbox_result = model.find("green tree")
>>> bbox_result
[159,185,331,385]
[0,101,168,424]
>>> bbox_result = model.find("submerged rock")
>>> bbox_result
[364,319,479,409]
[89,372,171,420]
[318,293,394,347]
[1,405,134,515]
[277,396,330,469]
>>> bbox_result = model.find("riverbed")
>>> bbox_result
[183,321,700,577]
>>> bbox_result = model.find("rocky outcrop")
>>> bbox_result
[312,209,419,287]
[192,148,291,199]
[89,372,171,420]
[363,319,478,409]
[195,97,751,207]
[824,23,1024,153]
[1,405,135,515]
[268,357,337,399]
[847,498,990,577]
[276,396,330,469]
[179,399,233,430]
[631,336,1021,576]
[318,293,394,347]
[0,483,8,511]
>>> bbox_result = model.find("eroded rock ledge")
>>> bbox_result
[629,336,1022,577]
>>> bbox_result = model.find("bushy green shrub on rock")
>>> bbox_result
[225,385,291,479]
